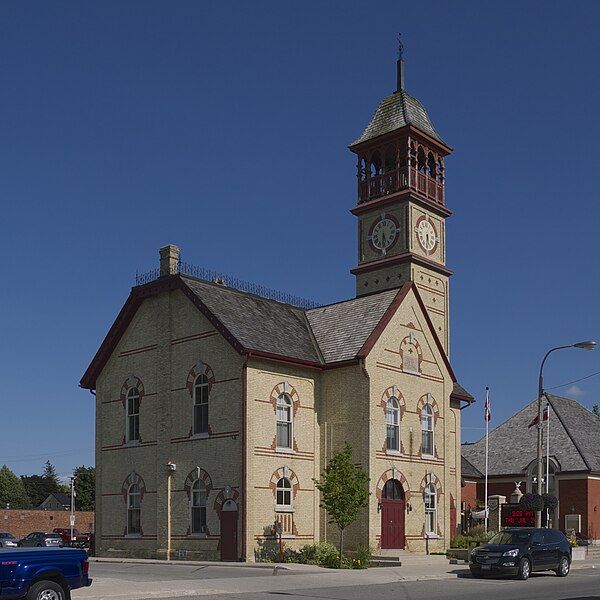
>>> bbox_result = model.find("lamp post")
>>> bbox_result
[536,341,596,527]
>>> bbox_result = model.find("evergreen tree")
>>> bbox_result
[314,443,370,564]
[22,474,58,508]
[73,466,95,512]
[593,404,600,417]
[0,465,31,509]
[42,461,61,486]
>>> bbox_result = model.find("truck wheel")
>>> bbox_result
[27,580,69,600]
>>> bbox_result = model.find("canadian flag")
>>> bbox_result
[528,404,549,429]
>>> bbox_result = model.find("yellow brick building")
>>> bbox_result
[81,53,474,561]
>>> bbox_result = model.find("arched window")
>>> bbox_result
[276,394,293,449]
[126,387,140,442]
[427,152,436,178]
[382,479,403,500]
[421,403,434,456]
[276,477,292,508]
[424,483,437,534]
[417,147,426,173]
[193,374,209,435]
[127,483,141,535]
[191,479,207,534]
[386,397,400,452]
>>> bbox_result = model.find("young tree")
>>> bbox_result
[314,443,370,564]
[0,465,31,509]
[73,466,95,512]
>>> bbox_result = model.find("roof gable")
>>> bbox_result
[462,394,598,476]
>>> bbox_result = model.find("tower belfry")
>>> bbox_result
[349,45,453,353]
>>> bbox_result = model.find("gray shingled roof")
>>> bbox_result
[461,395,600,476]
[183,277,322,364]
[306,290,399,363]
[461,456,483,479]
[183,276,401,366]
[452,382,474,402]
[350,90,444,147]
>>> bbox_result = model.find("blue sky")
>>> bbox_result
[1,1,599,478]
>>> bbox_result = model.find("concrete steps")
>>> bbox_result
[586,545,600,560]
[369,555,402,567]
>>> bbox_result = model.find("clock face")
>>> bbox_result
[416,217,438,254]
[369,216,399,253]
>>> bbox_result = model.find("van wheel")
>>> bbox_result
[516,558,531,580]
[27,580,69,600]
[555,556,570,577]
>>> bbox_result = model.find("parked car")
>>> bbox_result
[18,532,63,548]
[470,527,571,580]
[0,546,92,599]
[52,528,90,548]
[0,532,18,548]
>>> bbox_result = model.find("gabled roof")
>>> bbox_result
[461,394,600,476]
[306,289,399,363]
[350,90,445,147]
[40,492,70,507]
[81,275,470,396]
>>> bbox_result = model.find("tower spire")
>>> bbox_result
[396,33,405,92]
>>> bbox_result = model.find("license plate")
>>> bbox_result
[482,565,491,570]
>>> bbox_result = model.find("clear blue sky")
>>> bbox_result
[1,1,599,478]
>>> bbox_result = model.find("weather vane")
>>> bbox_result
[397,33,404,60]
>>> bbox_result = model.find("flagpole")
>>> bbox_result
[546,400,550,526]
[484,387,489,533]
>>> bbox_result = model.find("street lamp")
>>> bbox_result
[536,341,596,527]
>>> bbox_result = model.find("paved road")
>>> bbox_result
[76,562,600,600]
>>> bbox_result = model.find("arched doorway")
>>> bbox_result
[220,499,238,561]
[380,479,405,549]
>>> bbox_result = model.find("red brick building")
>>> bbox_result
[461,395,600,541]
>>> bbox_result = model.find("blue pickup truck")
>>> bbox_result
[0,547,92,599]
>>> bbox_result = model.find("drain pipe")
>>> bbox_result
[166,462,176,560]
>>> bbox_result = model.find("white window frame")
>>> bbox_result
[386,397,401,453]
[127,483,141,536]
[275,477,293,512]
[193,374,209,436]
[424,483,437,535]
[126,387,140,444]
[276,394,293,451]
[190,479,207,535]
[421,402,434,457]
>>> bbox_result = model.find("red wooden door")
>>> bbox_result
[220,501,238,561]
[381,498,405,549]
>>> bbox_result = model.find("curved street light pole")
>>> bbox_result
[536,341,596,527]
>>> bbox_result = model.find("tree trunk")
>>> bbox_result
[339,527,344,567]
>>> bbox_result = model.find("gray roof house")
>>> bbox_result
[39,492,71,511]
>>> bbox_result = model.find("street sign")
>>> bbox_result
[70,515,76,527]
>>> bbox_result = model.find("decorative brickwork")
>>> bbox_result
[269,381,300,416]
[376,468,410,500]
[120,375,145,407]
[185,361,215,396]
[183,468,213,500]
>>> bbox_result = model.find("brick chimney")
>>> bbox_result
[159,244,180,277]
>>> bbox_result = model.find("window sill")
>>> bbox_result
[275,507,295,513]
[425,533,440,539]
[189,533,208,538]
[421,453,435,460]
[124,440,141,447]
[275,447,295,454]
[124,534,142,539]
[191,432,210,440]
[402,369,421,377]
[386,450,402,457]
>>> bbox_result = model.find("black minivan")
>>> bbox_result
[470,528,571,580]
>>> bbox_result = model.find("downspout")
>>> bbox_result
[241,353,249,561]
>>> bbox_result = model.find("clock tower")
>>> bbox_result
[349,48,453,353]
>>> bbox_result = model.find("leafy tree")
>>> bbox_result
[314,443,370,564]
[519,492,544,511]
[0,465,31,509]
[22,475,59,508]
[593,404,600,417]
[73,466,95,512]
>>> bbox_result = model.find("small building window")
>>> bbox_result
[191,479,207,534]
[193,374,209,435]
[276,477,292,508]
[421,403,434,456]
[127,483,141,535]
[276,394,293,449]
[424,483,437,534]
[386,397,400,452]
[126,387,140,442]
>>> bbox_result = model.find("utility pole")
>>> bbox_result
[70,476,76,545]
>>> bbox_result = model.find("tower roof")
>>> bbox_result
[350,89,445,147]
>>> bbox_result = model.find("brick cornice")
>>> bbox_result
[351,252,453,278]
